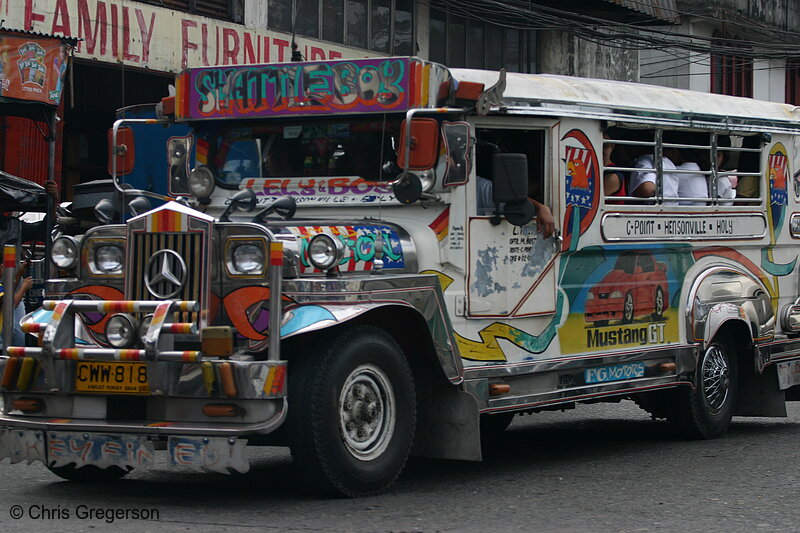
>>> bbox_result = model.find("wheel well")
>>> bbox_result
[280,305,451,387]
[708,320,786,417]
[711,320,754,376]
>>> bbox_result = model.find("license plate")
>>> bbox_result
[47,432,154,469]
[74,361,150,394]
[585,362,645,384]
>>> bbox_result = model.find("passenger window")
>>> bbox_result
[602,127,763,206]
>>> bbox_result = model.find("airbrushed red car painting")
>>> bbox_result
[585,250,668,326]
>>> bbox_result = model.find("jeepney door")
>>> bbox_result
[467,121,560,318]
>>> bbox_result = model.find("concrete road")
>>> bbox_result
[2,400,800,532]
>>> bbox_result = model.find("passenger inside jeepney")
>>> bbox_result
[603,129,628,198]
[474,131,555,238]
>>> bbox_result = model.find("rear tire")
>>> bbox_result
[48,464,130,482]
[480,412,514,435]
[670,339,737,439]
[288,325,416,497]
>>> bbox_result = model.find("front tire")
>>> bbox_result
[652,286,665,320]
[288,325,416,497]
[670,340,737,439]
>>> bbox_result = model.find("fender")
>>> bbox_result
[280,274,464,383]
[685,266,774,349]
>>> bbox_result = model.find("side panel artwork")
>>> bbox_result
[288,225,406,273]
[558,246,685,354]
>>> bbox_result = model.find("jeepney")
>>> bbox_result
[3,56,800,496]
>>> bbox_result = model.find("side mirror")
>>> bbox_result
[95,198,119,224]
[492,153,534,227]
[127,196,152,217]
[397,118,439,170]
[107,126,135,176]
[219,188,257,222]
[253,196,297,222]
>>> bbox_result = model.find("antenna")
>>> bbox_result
[290,0,304,62]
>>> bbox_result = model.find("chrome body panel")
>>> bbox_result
[685,266,775,348]
[281,274,463,383]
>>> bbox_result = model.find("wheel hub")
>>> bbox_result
[701,345,730,411]
[339,364,396,461]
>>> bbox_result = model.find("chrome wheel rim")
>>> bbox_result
[701,345,730,412]
[339,364,395,461]
[655,288,664,315]
[624,293,634,320]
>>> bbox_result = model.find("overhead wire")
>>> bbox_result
[422,0,800,61]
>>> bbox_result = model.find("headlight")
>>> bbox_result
[586,292,595,300]
[610,291,623,299]
[189,165,215,200]
[138,314,153,342]
[93,245,124,274]
[106,313,137,348]
[232,243,265,275]
[307,234,344,271]
[51,236,79,270]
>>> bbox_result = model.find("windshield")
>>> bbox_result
[205,116,403,187]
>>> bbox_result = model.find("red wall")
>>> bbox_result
[0,115,63,186]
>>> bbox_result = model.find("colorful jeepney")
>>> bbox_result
[3,56,800,496]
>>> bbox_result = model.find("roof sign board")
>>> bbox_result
[176,57,450,121]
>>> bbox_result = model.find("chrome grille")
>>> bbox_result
[128,232,204,322]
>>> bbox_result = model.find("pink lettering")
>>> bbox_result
[201,23,210,66]
[298,179,316,196]
[181,19,198,69]
[329,51,343,60]
[215,26,220,65]
[174,443,196,465]
[263,179,283,195]
[49,438,65,456]
[329,178,351,195]
[310,46,325,60]
[24,0,45,31]
[51,0,71,35]
[122,7,140,61]
[68,439,93,462]
[243,32,258,63]
[102,441,121,456]
[78,0,107,55]
[110,3,118,58]
[135,9,156,64]
[274,38,289,62]
[222,28,239,65]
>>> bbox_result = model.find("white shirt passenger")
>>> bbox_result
[629,154,679,205]
[676,161,708,206]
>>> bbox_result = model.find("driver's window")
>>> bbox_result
[474,128,547,216]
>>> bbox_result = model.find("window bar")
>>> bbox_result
[710,133,719,205]
[655,129,663,203]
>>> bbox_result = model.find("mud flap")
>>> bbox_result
[412,387,482,462]
[736,365,787,417]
